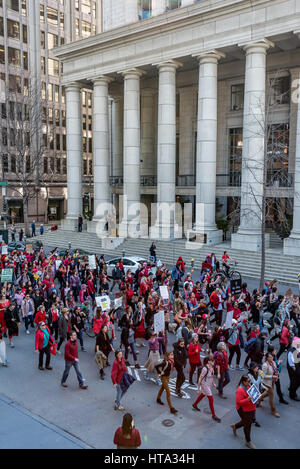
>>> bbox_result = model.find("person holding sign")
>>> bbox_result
[231,375,257,449]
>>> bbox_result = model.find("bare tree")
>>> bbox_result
[226,73,293,290]
[0,74,46,236]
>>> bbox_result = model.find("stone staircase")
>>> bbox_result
[29,229,300,286]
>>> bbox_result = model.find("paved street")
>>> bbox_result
[1,317,299,449]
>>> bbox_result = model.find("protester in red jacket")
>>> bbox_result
[188,334,202,385]
[34,305,47,326]
[61,331,88,389]
[35,322,53,371]
[231,375,257,449]
[111,350,128,411]
[215,342,230,398]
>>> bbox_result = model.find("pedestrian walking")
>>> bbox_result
[78,214,83,232]
[155,350,178,414]
[4,302,20,348]
[10,223,16,242]
[260,352,280,418]
[192,355,221,422]
[231,375,257,449]
[61,331,88,389]
[35,322,54,371]
[173,338,188,398]
[21,293,35,334]
[215,341,230,398]
[144,331,163,384]
[188,333,202,385]
[40,224,44,235]
[95,324,114,380]
[111,350,128,411]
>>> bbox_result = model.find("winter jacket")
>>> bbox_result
[64,339,79,362]
[236,386,256,412]
[188,343,202,365]
[173,343,188,368]
[111,358,128,385]
[58,315,72,339]
[35,326,53,351]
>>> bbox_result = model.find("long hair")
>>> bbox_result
[122,413,133,437]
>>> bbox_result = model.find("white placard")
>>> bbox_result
[114,297,123,309]
[154,310,165,334]
[88,255,96,270]
[0,235,2,242]
[159,285,169,300]
[224,310,233,330]
[2,246,8,255]
[95,295,111,311]
[240,312,249,323]
[55,260,62,270]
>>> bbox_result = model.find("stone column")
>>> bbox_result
[178,87,195,176]
[193,51,224,246]
[151,60,182,239]
[63,83,83,230]
[88,76,113,234]
[141,88,156,176]
[119,68,145,237]
[112,96,123,178]
[231,39,274,252]
[284,72,300,255]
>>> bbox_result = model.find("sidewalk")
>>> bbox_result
[0,394,92,449]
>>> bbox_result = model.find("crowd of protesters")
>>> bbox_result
[0,236,299,450]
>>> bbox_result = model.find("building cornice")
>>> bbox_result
[53,0,277,61]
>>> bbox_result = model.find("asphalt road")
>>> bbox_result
[1,317,299,450]
[1,244,299,449]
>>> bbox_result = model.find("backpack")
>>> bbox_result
[176,326,183,340]
[244,337,257,354]
[171,268,179,280]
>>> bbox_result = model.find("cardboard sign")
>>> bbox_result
[159,285,169,300]
[247,384,261,404]
[114,297,123,309]
[1,268,13,282]
[154,310,165,334]
[88,255,96,270]
[95,295,111,311]
[26,244,34,253]
[55,260,62,270]
[1,246,7,255]
[224,310,233,330]
[230,278,242,296]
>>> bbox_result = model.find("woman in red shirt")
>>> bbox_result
[111,350,128,411]
[113,413,141,449]
[277,319,291,359]
[231,375,257,449]
[188,334,202,385]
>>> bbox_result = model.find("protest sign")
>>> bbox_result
[55,260,62,270]
[1,268,13,282]
[88,255,96,270]
[247,384,261,404]
[26,244,34,254]
[95,295,111,311]
[154,310,165,334]
[1,246,7,255]
[114,297,123,309]
[159,285,169,300]
[224,310,233,329]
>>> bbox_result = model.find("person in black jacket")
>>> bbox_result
[248,331,267,365]
[110,263,123,292]
[95,324,114,380]
[173,339,188,398]
[4,302,20,347]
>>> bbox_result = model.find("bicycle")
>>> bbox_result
[83,317,96,338]
[212,261,240,281]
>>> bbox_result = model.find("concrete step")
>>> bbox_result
[30,230,300,285]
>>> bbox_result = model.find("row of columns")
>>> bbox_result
[64,39,300,251]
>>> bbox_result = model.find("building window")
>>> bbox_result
[48,33,58,49]
[267,123,289,186]
[41,31,45,49]
[7,0,19,12]
[41,56,46,74]
[269,76,290,105]
[81,0,91,15]
[229,128,243,186]
[47,7,58,27]
[55,85,59,102]
[83,159,88,175]
[9,75,21,93]
[167,0,181,10]
[48,83,53,101]
[231,84,244,111]
[8,47,21,67]
[48,58,59,76]
[56,158,61,173]
[82,20,91,38]
[0,17,3,36]
[40,5,45,23]
[0,46,4,64]
[7,19,20,40]
[139,0,152,19]
[2,154,8,173]
[23,25,27,43]
[22,0,26,16]
[11,154,16,173]
[43,157,48,173]
[23,51,28,69]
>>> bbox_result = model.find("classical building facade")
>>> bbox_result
[55,0,300,253]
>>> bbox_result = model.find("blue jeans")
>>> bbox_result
[218,370,230,395]
[115,383,127,407]
[125,342,137,361]
[24,315,34,331]
[61,360,84,386]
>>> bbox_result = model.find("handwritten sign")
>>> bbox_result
[88,255,96,270]
[159,285,169,300]
[1,246,7,255]
[154,310,165,334]
[224,310,233,330]
[114,297,123,309]
[1,268,13,282]
[55,260,62,270]
[95,295,111,311]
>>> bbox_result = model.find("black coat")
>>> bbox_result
[96,331,111,354]
[173,343,188,368]
[4,306,20,335]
